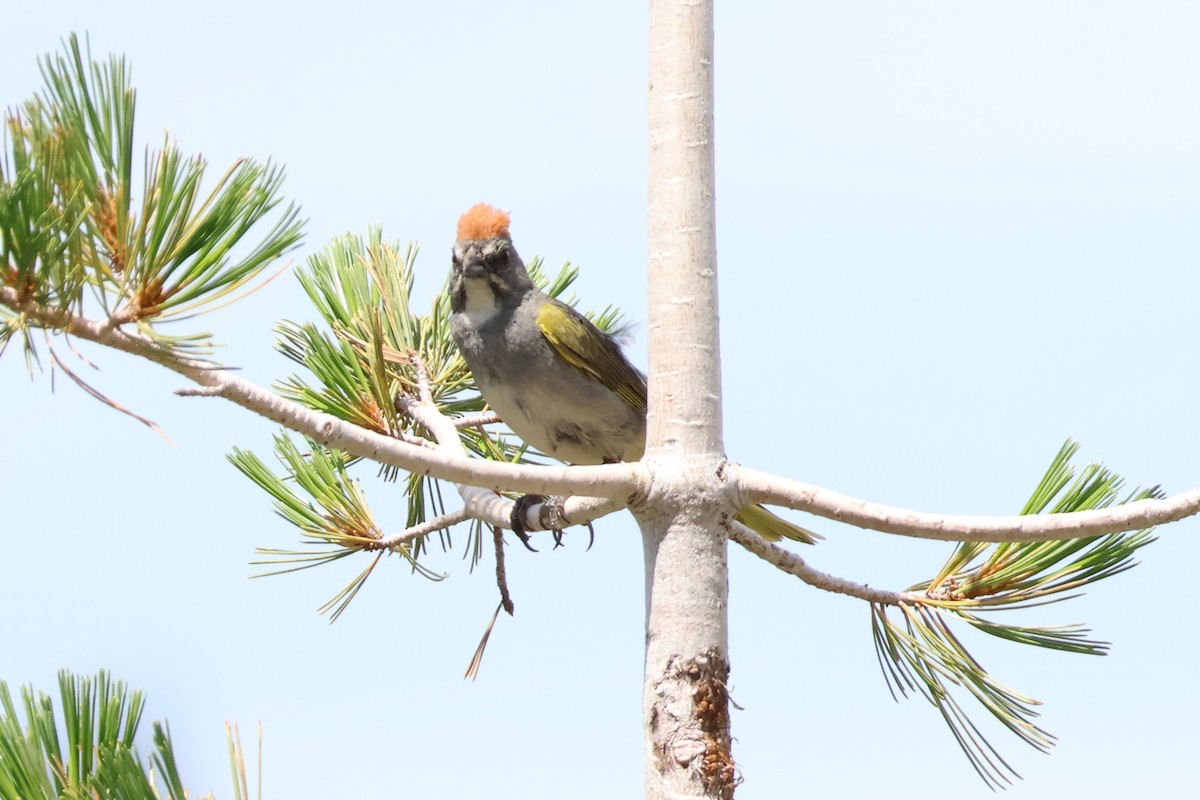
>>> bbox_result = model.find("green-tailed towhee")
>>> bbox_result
[448,202,817,549]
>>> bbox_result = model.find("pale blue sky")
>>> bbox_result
[3,2,1198,798]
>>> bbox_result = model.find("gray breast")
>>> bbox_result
[452,296,645,465]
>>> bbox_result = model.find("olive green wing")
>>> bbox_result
[538,300,816,545]
[536,299,648,413]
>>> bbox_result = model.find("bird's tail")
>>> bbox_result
[735,504,822,545]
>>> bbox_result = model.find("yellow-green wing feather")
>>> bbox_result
[536,302,815,546]
[537,300,648,413]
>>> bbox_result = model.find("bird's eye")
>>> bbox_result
[485,246,508,268]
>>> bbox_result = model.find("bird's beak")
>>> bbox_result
[460,247,486,278]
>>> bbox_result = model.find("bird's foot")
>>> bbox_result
[509,494,544,552]
[510,495,576,550]
[543,497,567,548]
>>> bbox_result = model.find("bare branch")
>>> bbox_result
[376,509,468,549]
[465,526,518,681]
[728,523,904,605]
[23,284,1193,549]
[409,350,435,405]
[397,375,631,535]
[493,525,514,616]
[2,287,644,500]
[734,464,1200,542]
[454,411,502,429]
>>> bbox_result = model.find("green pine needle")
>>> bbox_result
[872,439,1159,788]
[230,434,446,621]
[1,33,304,369]
[234,229,623,619]
[0,669,200,799]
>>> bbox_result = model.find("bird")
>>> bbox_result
[447,202,818,549]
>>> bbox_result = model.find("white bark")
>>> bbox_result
[10,282,1197,550]
[0,285,642,506]
[6,21,1200,798]
[642,1,735,798]
[734,464,1200,541]
[646,5,722,462]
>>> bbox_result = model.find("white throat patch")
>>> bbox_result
[462,278,499,325]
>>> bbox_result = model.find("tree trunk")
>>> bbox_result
[642,1,733,798]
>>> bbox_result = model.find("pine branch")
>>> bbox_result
[729,524,902,604]
[0,670,198,799]
[1,34,303,367]
[735,461,1196,542]
[867,440,1158,788]
[210,232,644,614]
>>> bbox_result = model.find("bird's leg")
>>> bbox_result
[509,494,544,552]
[541,497,568,548]
[509,495,574,550]
[541,498,594,549]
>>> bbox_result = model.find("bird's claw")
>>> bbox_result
[543,496,567,549]
[510,495,574,550]
[510,494,543,552]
